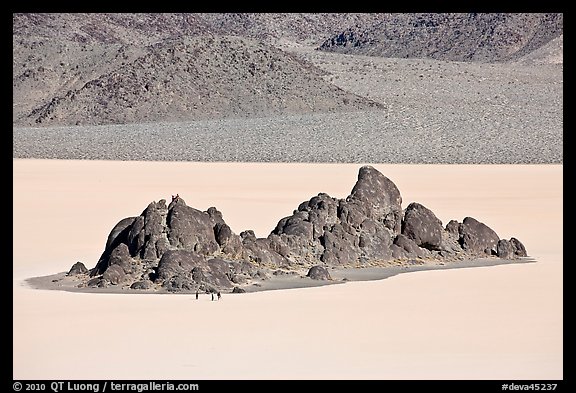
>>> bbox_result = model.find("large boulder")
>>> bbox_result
[301,193,339,238]
[105,216,137,252]
[357,219,394,260]
[401,202,443,250]
[67,261,88,276]
[163,276,196,292]
[459,217,500,254]
[94,243,137,283]
[273,211,314,240]
[510,237,528,257]
[242,236,290,267]
[320,223,361,265]
[392,234,427,259]
[102,264,126,285]
[107,243,136,273]
[214,222,243,256]
[347,165,403,234]
[155,250,234,291]
[167,203,220,255]
[307,265,331,280]
[268,166,403,266]
[92,216,137,275]
[203,258,235,288]
[156,249,205,281]
[127,200,169,259]
[445,220,460,235]
[130,280,152,290]
[496,239,514,259]
[497,237,528,258]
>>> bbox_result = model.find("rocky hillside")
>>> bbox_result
[13,13,389,127]
[65,166,527,293]
[13,13,562,127]
[319,13,563,62]
[13,13,384,45]
[13,34,381,126]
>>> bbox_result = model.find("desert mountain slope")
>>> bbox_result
[13,13,385,46]
[319,13,563,62]
[14,34,381,126]
[516,34,563,65]
[13,13,562,127]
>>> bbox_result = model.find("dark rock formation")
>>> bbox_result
[131,280,151,290]
[166,202,221,255]
[92,217,136,275]
[391,234,427,259]
[496,239,514,259]
[156,250,205,282]
[401,202,443,250]
[102,264,126,285]
[84,165,528,292]
[67,261,88,276]
[445,220,460,235]
[271,165,401,266]
[459,217,500,255]
[510,237,528,257]
[214,222,243,257]
[497,237,528,259]
[307,265,331,280]
[348,165,403,234]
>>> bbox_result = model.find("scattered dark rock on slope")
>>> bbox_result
[319,13,563,62]
[75,166,528,293]
[14,13,562,128]
[13,12,387,127]
[15,35,381,127]
[12,13,385,46]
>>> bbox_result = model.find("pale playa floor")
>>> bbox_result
[13,160,562,379]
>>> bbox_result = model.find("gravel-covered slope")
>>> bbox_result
[12,13,562,164]
[517,34,563,65]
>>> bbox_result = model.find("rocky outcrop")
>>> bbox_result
[307,265,332,280]
[391,234,428,259]
[401,202,443,250]
[84,165,528,292]
[67,261,88,276]
[271,166,402,266]
[497,237,528,258]
[496,239,514,259]
[510,237,528,257]
[458,216,500,255]
[130,280,152,290]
